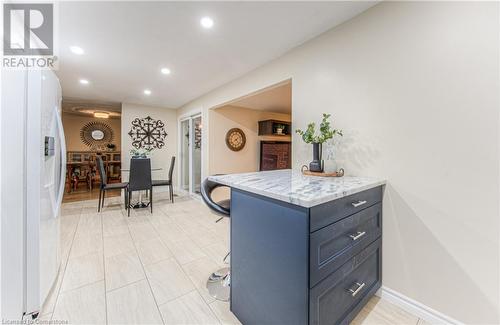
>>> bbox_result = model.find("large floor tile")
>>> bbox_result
[209,300,241,325]
[106,280,163,325]
[168,239,207,265]
[75,214,102,238]
[105,249,145,291]
[69,233,103,258]
[350,296,419,325]
[190,230,222,248]
[129,223,158,243]
[103,233,135,257]
[52,281,106,325]
[102,213,130,237]
[203,242,230,267]
[61,252,104,292]
[136,237,173,265]
[39,265,65,316]
[145,257,195,305]
[159,290,219,325]
[155,222,190,245]
[182,256,221,303]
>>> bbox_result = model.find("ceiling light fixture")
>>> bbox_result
[200,17,214,29]
[161,67,171,75]
[94,112,109,119]
[70,46,84,55]
[79,79,89,85]
[144,89,152,95]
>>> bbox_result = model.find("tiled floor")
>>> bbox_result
[40,192,424,325]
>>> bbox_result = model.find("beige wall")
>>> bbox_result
[62,113,121,151]
[121,103,178,191]
[178,2,500,323]
[209,105,291,175]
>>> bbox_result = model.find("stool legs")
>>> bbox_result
[206,251,230,302]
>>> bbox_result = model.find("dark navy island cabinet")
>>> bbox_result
[230,186,383,325]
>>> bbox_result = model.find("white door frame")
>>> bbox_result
[177,110,202,195]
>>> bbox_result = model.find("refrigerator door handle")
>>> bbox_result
[53,105,66,217]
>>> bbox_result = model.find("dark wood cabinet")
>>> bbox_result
[258,119,292,136]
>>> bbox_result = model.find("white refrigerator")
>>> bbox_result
[1,69,65,319]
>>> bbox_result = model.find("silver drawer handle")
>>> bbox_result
[349,282,365,297]
[351,200,367,207]
[349,231,366,241]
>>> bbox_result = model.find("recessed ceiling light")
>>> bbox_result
[70,46,84,55]
[161,67,171,75]
[200,17,214,29]
[79,79,89,85]
[144,89,152,95]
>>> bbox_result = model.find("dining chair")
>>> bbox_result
[152,156,175,203]
[96,156,128,212]
[127,157,153,217]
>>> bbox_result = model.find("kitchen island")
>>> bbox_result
[208,169,385,325]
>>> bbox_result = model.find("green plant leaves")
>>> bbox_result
[295,113,343,144]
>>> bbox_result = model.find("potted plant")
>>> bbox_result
[130,148,152,158]
[275,123,286,135]
[296,113,343,172]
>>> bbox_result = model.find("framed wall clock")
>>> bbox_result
[225,128,246,151]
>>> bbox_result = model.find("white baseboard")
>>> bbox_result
[376,286,464,325]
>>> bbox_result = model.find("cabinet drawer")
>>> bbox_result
[310,203,382,287]
[309,239,381,325]
[310,186,383,233]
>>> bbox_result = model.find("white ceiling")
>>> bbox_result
[230,81,291,114]
[57,1,376,109]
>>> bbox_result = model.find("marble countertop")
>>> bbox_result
[208,169,385,208]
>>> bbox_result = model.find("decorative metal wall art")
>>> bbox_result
[80,121,114,150]
[128,116,168,150]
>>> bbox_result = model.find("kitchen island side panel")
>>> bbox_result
[230,188,310,325]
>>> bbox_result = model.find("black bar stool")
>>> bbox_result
[201,178,230,301]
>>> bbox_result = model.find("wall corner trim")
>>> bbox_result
[376,286,464,325]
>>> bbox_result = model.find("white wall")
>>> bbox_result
[178,2,500,323]
[209,105,291,175]
[121,103,178,191]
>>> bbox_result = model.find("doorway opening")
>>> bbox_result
[61,99,122,203]
[179,113,202,195]
[208,79,292,176]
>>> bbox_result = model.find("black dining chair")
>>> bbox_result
[96,156,128,212]
[152,156,175,203]
[127,157,153,217]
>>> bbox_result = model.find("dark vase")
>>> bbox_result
[309,142,323,172]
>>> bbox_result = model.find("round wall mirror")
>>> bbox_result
[91,130,105,140]
[80,121,114,150]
